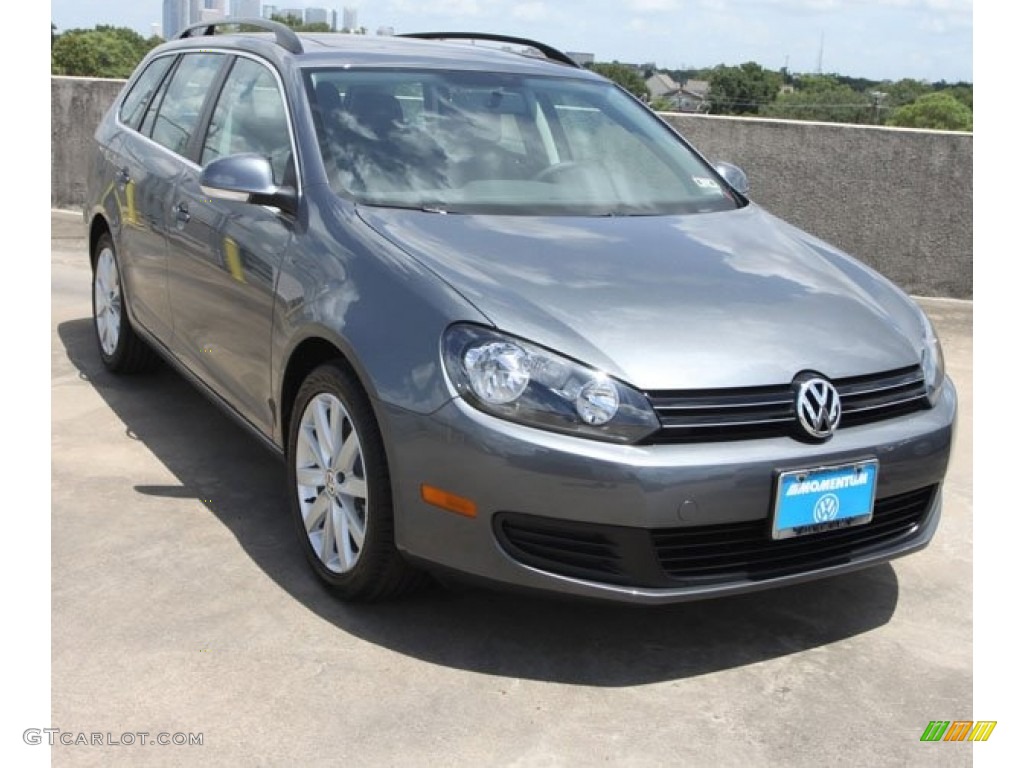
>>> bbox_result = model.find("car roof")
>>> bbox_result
[156,31,604,80]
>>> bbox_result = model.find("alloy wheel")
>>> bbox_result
[94,246,122,356]
[294,393,368,573]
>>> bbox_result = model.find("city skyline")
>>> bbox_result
[50,1,973,83]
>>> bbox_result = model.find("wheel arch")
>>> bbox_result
[278,333,374,450]
[88,213,112,269]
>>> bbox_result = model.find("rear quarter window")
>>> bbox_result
[119,56,175,130]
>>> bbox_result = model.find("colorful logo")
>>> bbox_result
[920,721,997,742]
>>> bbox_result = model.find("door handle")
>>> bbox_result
[115,167,131,186]
[174,201,191,224]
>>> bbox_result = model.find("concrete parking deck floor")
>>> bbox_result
[51,210,973,766]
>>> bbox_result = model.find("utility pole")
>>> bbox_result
[870,91,887,125]
[816,32,824,74]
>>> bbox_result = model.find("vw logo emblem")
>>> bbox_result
[794,375,841,439]
[813,493,840,523]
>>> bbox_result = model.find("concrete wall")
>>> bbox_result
[661,114,972,299]
[52,76,127,211]
[50,77,972,298]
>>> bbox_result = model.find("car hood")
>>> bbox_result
[357,204,926,390]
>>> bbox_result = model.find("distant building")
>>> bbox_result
[342,7,358,31]
[279,8,305,22]
[645,73,709,113]
[682,79,710,99]
[163,0,190,38]
[262,5,278,19]
[189,0,203,23]
[306,7,331,26]
[377,26,396,36]
[646,72,678,99]
[200,8,227,22]
[232,0,262,18]
[566,51,595,67]
[151,22,163,38]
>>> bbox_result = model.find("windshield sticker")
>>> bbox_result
[692,177,722,192]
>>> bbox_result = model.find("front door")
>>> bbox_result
[166,55,297,436]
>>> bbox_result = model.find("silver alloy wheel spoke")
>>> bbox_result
[94,247,121,356]
[295,392,369,574]
[304,492,329,534]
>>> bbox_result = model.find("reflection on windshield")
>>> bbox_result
[306,70,740,216]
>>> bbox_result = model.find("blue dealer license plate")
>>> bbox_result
[772,460,878,540]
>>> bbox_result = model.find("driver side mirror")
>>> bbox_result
[200,154,297,216]
[713,161,750,196]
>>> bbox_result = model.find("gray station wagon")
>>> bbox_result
[85,19,957,603]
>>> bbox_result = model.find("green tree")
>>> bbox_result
[707,62,780,115]
[887,92,973,131]
[51,26,159,78]
[938,84,973,110]
[879,78,932,109]
[589,62,648,99]
[761,83,873,124]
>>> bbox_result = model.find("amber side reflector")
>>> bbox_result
[421,484,477,518]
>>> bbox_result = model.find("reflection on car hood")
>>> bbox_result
[357,204,925,390]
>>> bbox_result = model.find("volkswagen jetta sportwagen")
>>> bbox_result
[85,20,956,602]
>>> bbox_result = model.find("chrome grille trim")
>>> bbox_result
[645,365,929,443]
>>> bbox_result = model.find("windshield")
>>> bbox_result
[304,69,740,216]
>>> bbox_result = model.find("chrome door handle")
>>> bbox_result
[115,168,131,186]
[174,202,190,224]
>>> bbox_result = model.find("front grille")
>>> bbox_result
[645,365,929,444]
[494,485,936,589]
[652,485,935,583]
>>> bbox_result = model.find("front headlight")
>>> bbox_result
[919,311,946,406]
[442,325,660,443]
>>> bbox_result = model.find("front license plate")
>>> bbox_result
[772,460,878,540]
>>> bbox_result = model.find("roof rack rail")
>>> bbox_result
[177,17,303,55]
[398,32,579,68]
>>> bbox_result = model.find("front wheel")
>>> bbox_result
[287,362,423,601]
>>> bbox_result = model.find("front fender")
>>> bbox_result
[271,191,489,443]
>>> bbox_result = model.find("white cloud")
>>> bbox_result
[389,0,483,17]
[627,1,681,11]
[512,2,550,21]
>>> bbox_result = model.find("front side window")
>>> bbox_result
[305,69,739,216]
[201,57,294,186]
[119,55,175,130]
[149,53,225,157]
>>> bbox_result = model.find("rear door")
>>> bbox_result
[107,53,179,342]
[165,54,297,436]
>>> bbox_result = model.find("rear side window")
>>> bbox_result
[119,56,175,130]
[149,53,225,157]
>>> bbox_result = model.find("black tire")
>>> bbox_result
[91,232,159,373]
[287,362,424,601]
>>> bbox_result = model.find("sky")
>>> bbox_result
[49,0,973,83]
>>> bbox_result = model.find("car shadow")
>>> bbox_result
[58,317,900,687]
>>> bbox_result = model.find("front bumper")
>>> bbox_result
[378,379,956,604]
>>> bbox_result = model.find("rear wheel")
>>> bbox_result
[91,233,157,373]
[287,362,423,601]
